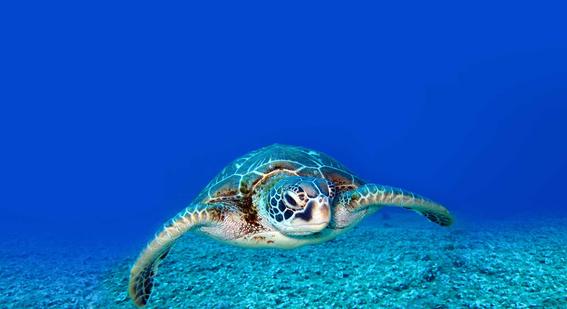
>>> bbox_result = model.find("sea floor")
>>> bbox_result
[1,213,566,308]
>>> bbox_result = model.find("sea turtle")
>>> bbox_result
[129,144,453,306]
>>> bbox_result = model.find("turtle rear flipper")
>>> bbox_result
[128,204,227,307]
[337,184,453,226]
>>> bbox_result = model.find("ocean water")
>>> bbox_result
[1,1,567,308]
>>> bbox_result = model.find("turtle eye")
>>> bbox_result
[284,193,297,206]
[283,192,302,210]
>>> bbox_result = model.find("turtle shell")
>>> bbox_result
[195,144,365,205]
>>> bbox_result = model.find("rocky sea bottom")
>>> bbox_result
[1,213,566,308]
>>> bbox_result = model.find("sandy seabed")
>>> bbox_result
[1,213,566,308]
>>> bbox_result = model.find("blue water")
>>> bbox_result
[1,1,566,307]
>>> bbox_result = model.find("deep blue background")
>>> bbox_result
[1,1,566,245]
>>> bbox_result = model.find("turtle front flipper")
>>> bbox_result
[128,204,227,307]
[335,184,453,227]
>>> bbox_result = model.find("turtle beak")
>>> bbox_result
[310,196,331,227]
[290,196,331,233]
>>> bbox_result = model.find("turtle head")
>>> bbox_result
[266,176,336,236]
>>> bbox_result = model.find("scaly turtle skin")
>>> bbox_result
[129,144,453,306]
